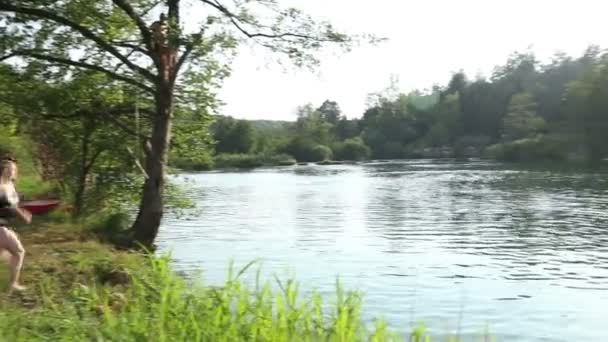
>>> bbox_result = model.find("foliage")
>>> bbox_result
[0,0,367,246]
[0,69,143,217]
[334,138,371,161]
[212,116,256,154]
[421,94,462,147]
[282,137,332,162]
[317,100,342,124]
[484,135,568,162]
[170,108,216,173]
[171,46,608,170]
[0,131,55,198]
[562,52,608,160]
[502,92,545,141]
[171,154,215,171]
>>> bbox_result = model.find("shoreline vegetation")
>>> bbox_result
[172,48,608,171]
[171,149,600,172]
[0,135,490,341]
[1,219,492,341]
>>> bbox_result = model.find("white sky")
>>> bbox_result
[215,0,608,120]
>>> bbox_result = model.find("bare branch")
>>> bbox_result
[3,50,155,94]
[0,2,156,81]
[115,42,151,56]
[199,0,336,41]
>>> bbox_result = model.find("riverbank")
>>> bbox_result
[172,153,297,171]
[1,219,469,341]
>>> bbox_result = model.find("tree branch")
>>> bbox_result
[168,0,180,22]
[174,43,194,75]
[84,149,104,173]
[41,106,155,140]
[115,42,150,56]
[0,52,16,62]
[0,2,157,81]
[199,0,332,41]
[111,0,154,53]
[4,50,155,94]
[99,110,151,140]
[39,111,88,120]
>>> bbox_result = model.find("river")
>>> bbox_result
[157,160,608,341]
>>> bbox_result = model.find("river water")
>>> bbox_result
[157,160,608,341]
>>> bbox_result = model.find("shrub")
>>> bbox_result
[484,135,568,162]
[334,138,371,161]
[284,137,333,162]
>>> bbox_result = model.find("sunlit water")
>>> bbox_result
[157,160,608,341]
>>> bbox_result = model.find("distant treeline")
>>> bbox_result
[175,46,608,169]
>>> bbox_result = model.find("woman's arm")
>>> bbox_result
[14,207,32,224]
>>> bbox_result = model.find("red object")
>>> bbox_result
[20,199,60,215]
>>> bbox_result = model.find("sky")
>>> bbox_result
[215,0,608,121]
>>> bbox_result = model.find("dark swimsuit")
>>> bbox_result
[0,191,17,220]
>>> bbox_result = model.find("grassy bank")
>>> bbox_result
[0,221,493,341]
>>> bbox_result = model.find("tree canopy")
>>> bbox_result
[0,0,367,247]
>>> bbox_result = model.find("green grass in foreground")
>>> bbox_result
[0,223,494,341]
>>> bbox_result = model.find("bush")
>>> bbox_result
[88,211,133,247]
[284,137,333,162]
[310,145,333,161]
[334,138,371,161]
[171,154,215,171]
[484,135,568,162]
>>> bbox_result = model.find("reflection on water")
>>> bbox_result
[157,160,608,341]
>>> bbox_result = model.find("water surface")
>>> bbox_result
[157,160,608,341]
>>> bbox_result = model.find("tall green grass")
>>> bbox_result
[0,255,490,341]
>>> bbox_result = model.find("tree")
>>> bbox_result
[0,0,363,248]
[423,93,461,146]
[0,69,142,217]
[564,54,608,160]
[360,94,426,158]
[293,104,334,146]
[444,71,467,98]
[213,116,255,154]
[334,117,360,140]
[502,92,545,141]
[317,100,341,125]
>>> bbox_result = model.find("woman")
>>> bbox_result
[0,157,31,292]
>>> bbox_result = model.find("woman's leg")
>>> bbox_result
[0,227,26,291]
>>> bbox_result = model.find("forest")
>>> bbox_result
[191,47,608,169]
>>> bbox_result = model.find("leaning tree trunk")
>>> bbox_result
[131,81,174,249]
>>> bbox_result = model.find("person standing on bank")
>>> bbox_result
[0,157,31,292]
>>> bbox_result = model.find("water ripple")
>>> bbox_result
[158,161,608,342]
